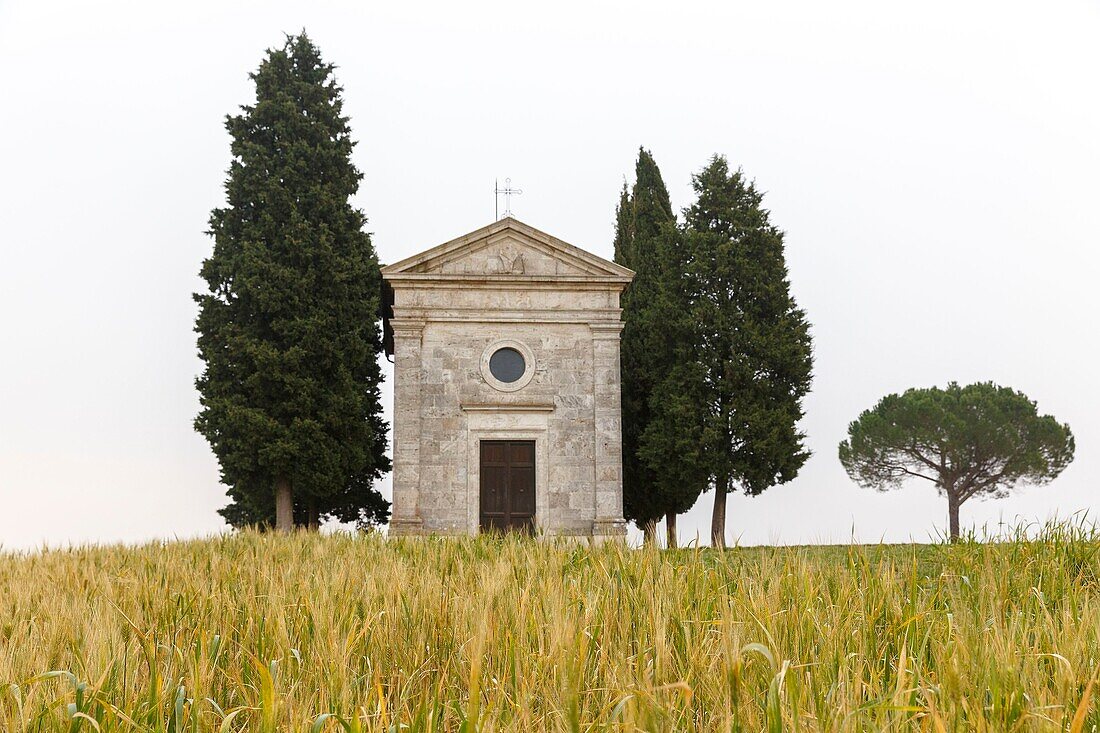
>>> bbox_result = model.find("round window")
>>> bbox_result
[488,347,526,383]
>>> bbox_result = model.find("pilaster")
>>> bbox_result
[388,318,425,535]
[590,321,627,540]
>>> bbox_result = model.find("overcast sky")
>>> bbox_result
[1,0,1098,550]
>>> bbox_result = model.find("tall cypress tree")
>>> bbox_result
[681,156,813,548]
[635,220,708,549]
[614,148,685,542]
[194,33,390,533]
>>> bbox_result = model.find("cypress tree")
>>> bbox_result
[194,33,390,533]
[681,156,813,548]
[635,223,709,548]
[615,148,686,543]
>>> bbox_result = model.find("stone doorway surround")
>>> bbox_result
[465,405,551,534]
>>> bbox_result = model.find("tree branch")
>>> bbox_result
[902,444,943,474]
[896,466,938,484]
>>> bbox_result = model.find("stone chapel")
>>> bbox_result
[381,217,634,541]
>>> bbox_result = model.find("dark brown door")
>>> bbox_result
[479,440,535,534]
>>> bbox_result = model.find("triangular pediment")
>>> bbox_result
[381,218,634,281]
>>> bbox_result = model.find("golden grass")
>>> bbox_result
[1,524,1099,731]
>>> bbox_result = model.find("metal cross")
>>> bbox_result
[494,178,522,220]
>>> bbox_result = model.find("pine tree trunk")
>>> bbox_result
[666,513,678,549]
[275,476,294,534]
[307,499,319,532]
[711,474,728,550]
[947,491,960,542]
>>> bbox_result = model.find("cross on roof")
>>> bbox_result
[494,178,522,220]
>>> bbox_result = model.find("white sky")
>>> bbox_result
[1,0,1098,550]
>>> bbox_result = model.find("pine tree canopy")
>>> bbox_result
[839,382,1074,539]
[194,33,390,530]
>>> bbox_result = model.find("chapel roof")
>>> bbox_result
[380,217,634,280]
[379,217,634,356]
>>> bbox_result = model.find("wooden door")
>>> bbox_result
[479,440,535,534]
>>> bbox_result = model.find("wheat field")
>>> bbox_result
[1,524,1099,732]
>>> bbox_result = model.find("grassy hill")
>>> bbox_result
[2,526,1098,731]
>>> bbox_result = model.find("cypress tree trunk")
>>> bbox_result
[307,499,320,532]
[711,474,728,549]
[666,513,678,549]
[642,519,658,545]
[275,476,294,534]
[947,490,961,542]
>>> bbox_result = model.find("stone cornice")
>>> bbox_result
[460,402,557,413]
[388,318,425,336]
[383,273,632,289]
[589,322,626,337]
[391,307,623,324]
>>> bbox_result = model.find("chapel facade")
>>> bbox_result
[381,218,633,541]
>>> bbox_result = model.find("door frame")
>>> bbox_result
[462,406,551,536]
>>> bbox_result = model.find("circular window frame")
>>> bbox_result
[480,339,536,392]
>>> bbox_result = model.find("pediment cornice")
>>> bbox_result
[381,218,634,285]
